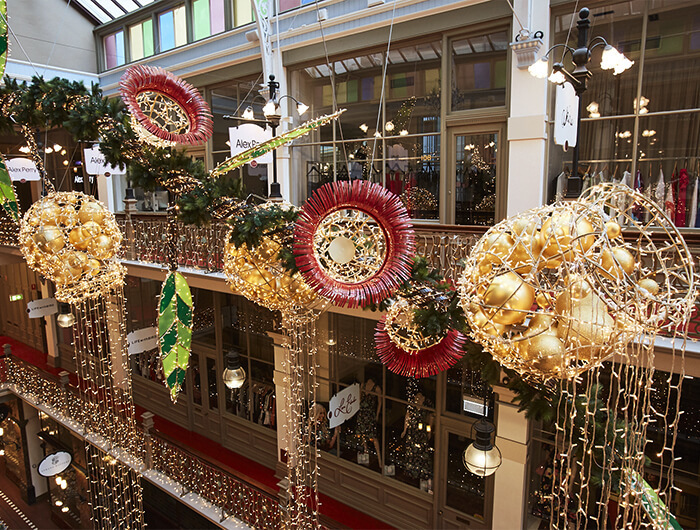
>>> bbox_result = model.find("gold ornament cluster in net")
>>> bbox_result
[458,183,695,381]
[223,203,325,316]
[384,296,445,352]
[19,192,125,303]
[313,209,387,283]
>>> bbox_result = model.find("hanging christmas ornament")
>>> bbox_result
[223,202,324,315]
[119,64,213,148]
[19,192,125,303]
[158,271,193,403]
[375,298,465,378]
[458,183,696,381]
[294,180,415,308]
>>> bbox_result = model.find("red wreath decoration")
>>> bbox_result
[375,319,466,378]
[119,65,213,145]
[294,180,415,308]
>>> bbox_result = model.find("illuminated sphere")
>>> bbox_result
[458,183,696,381]
[19,192,125,302]
[223,203,325,316]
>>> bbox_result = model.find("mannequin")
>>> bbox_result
[355,378,382,466]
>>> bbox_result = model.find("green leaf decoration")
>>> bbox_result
[211,109,345,178]
[630,471,682,530]
[158,271,193,403]
[0,156,18,222]
[0,0,7,80]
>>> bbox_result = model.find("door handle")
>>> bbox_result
[455,516,471,525]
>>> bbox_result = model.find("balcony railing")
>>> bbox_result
[0,349,284,528]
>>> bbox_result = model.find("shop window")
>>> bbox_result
[450,29,509,111]
[210,80,270,197]
[192,288,216,347]
[222,294,278,430]
[314,312,436,491]
[192,0,226,41]
[129,19,155,61]
[455,132,498,225]
[103,30,125,69]
[291,40,442,218]
[159,5,187,52]
[444,358,494,420]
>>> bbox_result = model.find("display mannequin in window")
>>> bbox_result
[309,403,337,452]
[401,392,434,484]
[355,378,382,466]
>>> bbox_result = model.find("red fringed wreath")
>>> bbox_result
[294,180,415,308]
[375,318,466,378]
[120,65,213,146]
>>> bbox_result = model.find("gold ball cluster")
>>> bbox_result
[19,192,124,301]
[458,183,691,381]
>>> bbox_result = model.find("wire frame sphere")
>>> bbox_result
[294,180,415,308]
[375,298,465,378]
[458,183,695,381]
[120,65,213,147]
[19,192,125,302]
[223,205,325,316]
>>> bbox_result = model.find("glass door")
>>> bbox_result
[448,126,504,226]
[436,419,491,529]
[188,351,222,438]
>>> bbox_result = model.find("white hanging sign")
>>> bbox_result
[228,124,272,165]
[38,451,72,477]
[6,158,40,182]
[327,383,360,429]
[83,146,125,176]
[26,298,58,318]
[554,83,579,150]
[127,327,158,355]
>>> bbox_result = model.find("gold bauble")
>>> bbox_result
[62,251,87,280]
[78,201,106,225]
[483,272,535,325]
[482,232,515,265]
[57,207,79,228]
[37,202,61,226]
[638,278,660,297]
[523,311,556,338]
[540,211,595,265]
[600,247,635,280]
[88,234,116,260]
[85,259,101,277]
[471,309,506,336]
[33,226,65,254]
[605,220,621,239]
[557,294,615,360]
[527,331,565,361]
[536,291,553,309]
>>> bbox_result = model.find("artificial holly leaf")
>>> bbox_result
[211,110,345,178]
[158,271,193,403]
[0,155,18,222]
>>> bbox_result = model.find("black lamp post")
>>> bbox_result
[529,8,633,198]
[223,74,308,200]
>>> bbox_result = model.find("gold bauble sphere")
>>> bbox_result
[88,234,116,260]
[62,251,87,280]
[85,259,101,277]
[605,220,622,239]
[638,278,660,297]
[557,294,615,352]
[34,226,65,254]
[600,247,635,280]
[527,331,565,360]
[78,201,106,225]
[540,212,595,264]
[483,272,535,325]
[482,231,514,264]
[523,311,555,338]
[536,291,553,309]
[57,207,79,228]
[68,227,89,250]
[470,309,506,336]
[37,202,61,226]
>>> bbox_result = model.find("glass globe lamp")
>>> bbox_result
[222,348,246,389]
[56,303,75,328]
[463,419,502,477]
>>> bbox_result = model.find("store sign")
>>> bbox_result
[328,383,360,429]
[127,327,158,355]
[38,451,72,477]
[26,298,58,318]
[6,158,40,182]
[463,394,489,416]
[83,146,124,176]
[554,82,579,150]
[228,124,272,164]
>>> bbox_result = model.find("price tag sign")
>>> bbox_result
[26,298,58,318]
[327,383,360,429]
[127,327,158,355]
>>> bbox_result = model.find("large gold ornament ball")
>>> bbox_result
[457,183,695,381]
[222,204,324,315]
[19,192,124,301]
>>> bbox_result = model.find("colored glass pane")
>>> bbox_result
[193,0,211,40]
[174,6,187,46]
[142,19,154,56]
[279,0,300,11]
[210,0,225,34]
[159,10,175,51]
[129,23,144,60]
[234,0,252,26]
